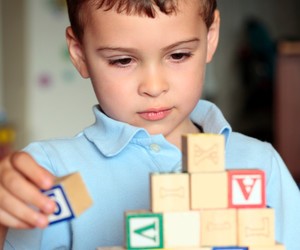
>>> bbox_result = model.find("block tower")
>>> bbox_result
[98,133,285,250]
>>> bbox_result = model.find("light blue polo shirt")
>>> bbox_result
[5,100,300,250]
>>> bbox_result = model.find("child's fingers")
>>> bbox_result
[1,165,56,215]
[0,188,49,229]
[0,152,56,229]
[0,209,32,229]
[10,152,55,190]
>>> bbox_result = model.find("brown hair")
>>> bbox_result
[66,0,217,42]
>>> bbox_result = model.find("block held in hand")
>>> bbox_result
[42,172,93,225]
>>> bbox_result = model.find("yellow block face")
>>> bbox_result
[59,172,93,216]
[182,133,225,173]
[190,172,228,209]
[150,173,190,212]
[249,244,285,250]
[248,244,285,250]
[163,211,201,248]
[164,248,210,250]
[200,208,237,246]
[238,208,275,246]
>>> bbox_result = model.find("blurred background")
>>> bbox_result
[0,0,299,182]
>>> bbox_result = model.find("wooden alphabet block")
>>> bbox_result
[237,208,275,246]
[248,244,285,250]
[42,172,93,225]
[228,169,266,208]
[200,208,237,247]
[154,248,211,250]
[125,211,164,249]
[139,248,211,250]
[150,173,189,212]
[182,133,225,173]
[190,172,228,209]
[163,211,200,248]
[96,247,244,250]
[211,247,248,250]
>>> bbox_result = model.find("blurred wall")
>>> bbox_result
[211,0,300,128]
[1,0,26,148]
[1,0,97,149]
[0,0,3,108]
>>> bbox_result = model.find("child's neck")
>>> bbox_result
[167,122,202,150]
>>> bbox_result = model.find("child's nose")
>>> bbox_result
[138,66,169,97]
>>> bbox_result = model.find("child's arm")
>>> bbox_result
[0,152,56,230]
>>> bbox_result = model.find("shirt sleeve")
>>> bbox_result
[266,146,300,250]
[5,228,42,250]
[5,222,71,250]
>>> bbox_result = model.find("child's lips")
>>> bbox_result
[138,108,172,121]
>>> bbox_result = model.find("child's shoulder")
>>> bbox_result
[24,132,87,153]
[229,131,273,150]
[226,131,278,169]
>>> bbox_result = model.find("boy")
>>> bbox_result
[1,0,300,249]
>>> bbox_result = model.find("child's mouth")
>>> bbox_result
[138,108,172,121]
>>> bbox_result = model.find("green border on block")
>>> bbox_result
[126,213,163,249]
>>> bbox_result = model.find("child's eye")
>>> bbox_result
[108,57,133,67]
[169,52,193,62]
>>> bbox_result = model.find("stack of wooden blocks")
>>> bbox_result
[98,133,285,250]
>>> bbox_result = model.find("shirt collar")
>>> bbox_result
[84,100,232,156]
[83,105,149,157]
[190,100,232,144]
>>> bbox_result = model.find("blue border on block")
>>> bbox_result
[43,184,75,225]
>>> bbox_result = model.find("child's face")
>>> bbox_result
[67,0,219,144]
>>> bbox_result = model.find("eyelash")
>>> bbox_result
[107,52,194,68]
[169,52,193,62]
[108,58,133,68]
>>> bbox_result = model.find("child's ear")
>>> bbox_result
[206,10,220,63]
[66,26,90,78]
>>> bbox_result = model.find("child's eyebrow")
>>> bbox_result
[162,38,200,52]
[97,47,138,54]
[96,38,200,54]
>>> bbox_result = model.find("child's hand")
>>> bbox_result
[0,152,56,229]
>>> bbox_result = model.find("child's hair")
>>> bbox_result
[66,0,217,42]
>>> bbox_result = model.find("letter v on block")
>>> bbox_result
[228,169,266,208]
[125,212,164,249]
[134,221,157,242]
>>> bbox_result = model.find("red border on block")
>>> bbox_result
[228,169,266,208]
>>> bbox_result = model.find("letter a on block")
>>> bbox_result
[125,212,163,249]
[228,169,266,208]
